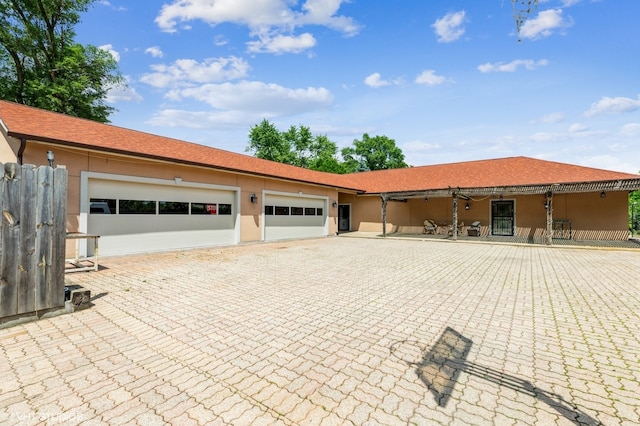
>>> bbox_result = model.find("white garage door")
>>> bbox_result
[87,178,237,255]
[264,194,327,241]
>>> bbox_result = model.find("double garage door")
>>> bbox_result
[264,194,327,241]
[87,178,237,256]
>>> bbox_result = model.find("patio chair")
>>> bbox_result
[424,219,438,234]
[468,221,481,236]
[448,221,464,236]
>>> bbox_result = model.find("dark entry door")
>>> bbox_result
[491,200,514,236]
[338,204,350,232]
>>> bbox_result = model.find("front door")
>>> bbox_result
[491,200,514,236]
[338,204,350,232]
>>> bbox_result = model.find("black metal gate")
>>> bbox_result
[491,200,514,236]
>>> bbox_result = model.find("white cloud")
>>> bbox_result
[519,9,570,40]
[145,46,164,58]
[402,140,442,152]
[106,77,143,103]
[99,44,120,62]
[537,112,565,124]
[364,73,390,88]
[415,70,446,86]
[477,59,549,73]
[432,11,466,43]
[155,0,360,54]
[584,95,640,117]
[166,80,333,116]
[140,56,250,88]
[97,1,127,11]
[619,123,640,137]
[247,32,316,54]
[579,155,638,174]
[568,123,588,133]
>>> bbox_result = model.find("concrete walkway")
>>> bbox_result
[1,236,639,425]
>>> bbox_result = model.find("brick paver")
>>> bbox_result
[1,237,639,425]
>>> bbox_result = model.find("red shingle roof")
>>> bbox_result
[1,100,638,194]
[347,157,640,194]
[0,100,359,191]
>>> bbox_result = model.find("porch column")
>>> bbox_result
[452,194,459,241]
[545,191,553,245]
[381,195,388,238]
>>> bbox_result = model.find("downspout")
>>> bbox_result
[17,137,27,165]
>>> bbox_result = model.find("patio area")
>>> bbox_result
[1,236,639,425]
[344,230,640,250]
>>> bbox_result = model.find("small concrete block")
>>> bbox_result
[66,288,91,311]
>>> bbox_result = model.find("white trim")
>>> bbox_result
[80,171,241,255]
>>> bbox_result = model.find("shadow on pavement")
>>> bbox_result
[390,327,600,425]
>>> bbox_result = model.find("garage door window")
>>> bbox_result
[265,205,324,216]
[120,200,156,214]
[159,201,189,215]
[218,203,232,215]
[191,203,217,215]
[90,198,116,214]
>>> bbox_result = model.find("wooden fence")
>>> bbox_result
[0,162,68,321]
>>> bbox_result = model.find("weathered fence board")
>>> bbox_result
[0,163,68,320]
[19,165,37,314]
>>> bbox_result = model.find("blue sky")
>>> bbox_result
[77,0,640,173]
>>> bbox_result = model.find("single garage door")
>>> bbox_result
[87,178,237,255]
[264,194,327,241]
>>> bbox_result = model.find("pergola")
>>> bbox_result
[380,178,640,244]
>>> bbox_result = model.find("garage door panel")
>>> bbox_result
[90,180,234,203]
[264,194,327,241]
[98,229,235,256]
[88,177,237,255]
[89,215,235,236]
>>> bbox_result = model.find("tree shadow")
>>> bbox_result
[390,327,600,425]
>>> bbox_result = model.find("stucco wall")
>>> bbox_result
[345,192,630,240]
[16,141,338,248]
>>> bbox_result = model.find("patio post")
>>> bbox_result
[545,191,553,245]
[381,194,388,238]
[452,194,458,241]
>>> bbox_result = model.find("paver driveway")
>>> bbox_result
[1,237,639,425]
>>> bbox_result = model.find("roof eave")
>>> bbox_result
[15,133,362,192]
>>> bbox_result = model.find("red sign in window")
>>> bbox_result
[206,204,217,214]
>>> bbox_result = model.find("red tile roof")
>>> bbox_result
[1,100,638,194]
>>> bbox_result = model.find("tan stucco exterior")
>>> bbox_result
[10,140,339,250]
[0,129,633,252]
[340,191,630,240]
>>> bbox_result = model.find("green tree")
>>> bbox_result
[247,119,294,163]
[247,120,345,173]
[341,133,408,173]
[0,0,123,122]
[630,189,640,233]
